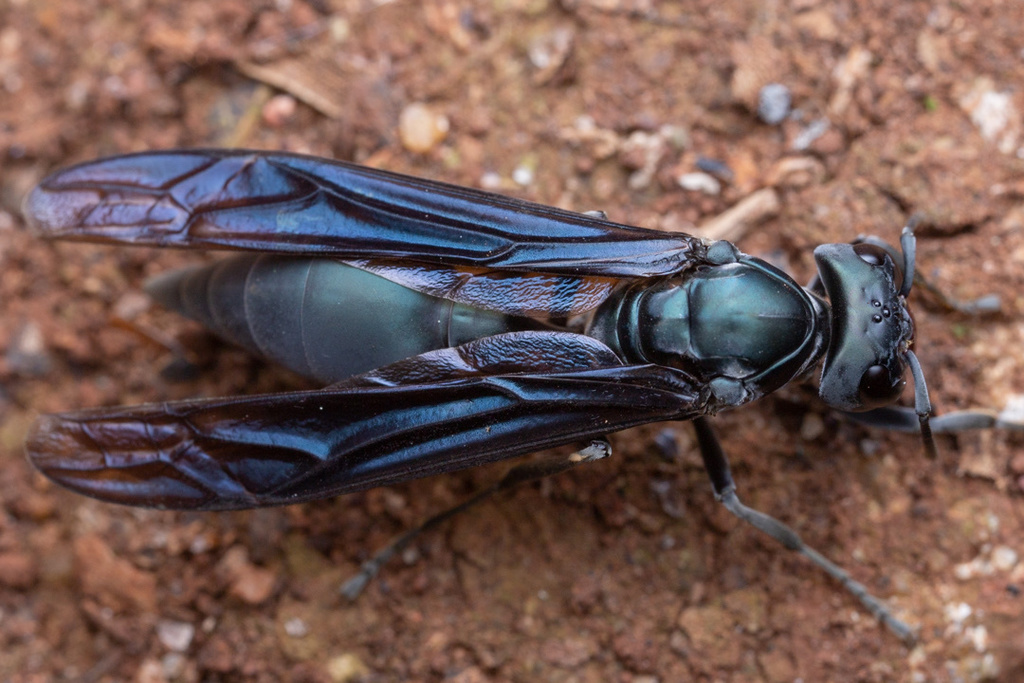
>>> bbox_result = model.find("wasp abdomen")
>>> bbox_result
[145,255,523,383]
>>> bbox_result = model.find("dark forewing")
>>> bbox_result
[25,332,704,510]
[24,149,701,278]
[344,260,622,317]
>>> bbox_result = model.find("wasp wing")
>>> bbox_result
[24,149,701,278]
[26,332,704,510]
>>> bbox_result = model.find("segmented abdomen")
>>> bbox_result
[145,255,525,383]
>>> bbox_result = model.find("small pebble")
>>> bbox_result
[968,90,1015,145]
[992,546,1019,572]
[398,103,449,154]
[329,16,350,43]
[758,83,791,124]
[800,413,825,440]
[157,620,196,652]
[695,157,734,183]
[945,601,973,629]
[262,94,297,128]
[653,429,679,461]
[792,118,830,151]
[528,27,573,70]
[228,562,277,605]
[677,172,721,195]
[512,164,534,186]
[283,617,309,638]
[327,653,370,683]
[965,625,989,653]
[7,321,51,376]
[479,171,502,189]
[218,546,277,605]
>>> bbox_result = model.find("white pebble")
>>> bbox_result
[398,103,449,154]
[676,172,721,195]
[992,545,1019,571]
[157,620,195,652]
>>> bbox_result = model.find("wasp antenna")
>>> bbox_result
[904,349,937,459]
[898,223,918,299]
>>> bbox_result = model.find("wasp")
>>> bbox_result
[27,149,997,642]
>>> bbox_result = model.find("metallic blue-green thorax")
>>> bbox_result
[586,241,828,408]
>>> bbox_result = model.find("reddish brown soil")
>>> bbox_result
[2,1,1024,681]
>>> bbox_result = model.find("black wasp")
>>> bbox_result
[23,149,1005,642]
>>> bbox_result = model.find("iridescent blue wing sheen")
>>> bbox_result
[23,149,701,278]
[25,332,704,510]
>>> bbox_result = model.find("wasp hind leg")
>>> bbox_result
[340,439,612,600]
[691,417,918,645]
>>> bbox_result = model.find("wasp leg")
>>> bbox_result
[913,280,1001,315]
[691,417,917,645]
[843,405,1024,433]
[340,439,612,600]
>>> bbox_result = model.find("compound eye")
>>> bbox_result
[857,363,906,409]
[853,243,904,291]
[852,243,889,266]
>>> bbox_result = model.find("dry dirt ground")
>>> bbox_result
[2,1,1024,681]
